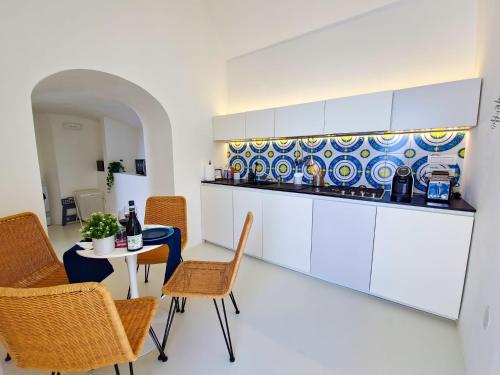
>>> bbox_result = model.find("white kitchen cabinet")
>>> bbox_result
[262,194,312,272]
[201,185,234,249]
[324,91,393,134]
[275,101,325,138]
[245,109,275,139]
[311,200,376,292]
[233,189,263,258]
[213,113,246,141]
[391,78,481,131]
[370,207,474,319]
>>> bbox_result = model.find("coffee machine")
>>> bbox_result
[391,165,413,203]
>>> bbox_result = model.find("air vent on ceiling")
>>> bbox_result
[63,122,82,130]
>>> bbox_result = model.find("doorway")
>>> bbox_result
[31,69,174,246]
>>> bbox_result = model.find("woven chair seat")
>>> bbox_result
[0,212,69,289]
[115,297,158,356]
[13,263,69,288]
[137,244,169,265]
[0,283,158,373]
[163,260,235,298]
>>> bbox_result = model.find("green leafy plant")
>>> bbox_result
[106,160,125,192]
[80,212,120,239]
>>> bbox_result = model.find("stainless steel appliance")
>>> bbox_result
[315,186,385,200]
[391,165,413,203]
[426,170,452,203]
[312,168,325,187]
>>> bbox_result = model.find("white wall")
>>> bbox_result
[34,114,61,225]
[102,116,145,173]
[34,113,102,224]
[0,0,226,246]
[97,172,149,224]
[226,0,478,112]
[203,0,400,59]
[459,0,500,373]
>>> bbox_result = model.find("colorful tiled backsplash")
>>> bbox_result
[227,131,467,193]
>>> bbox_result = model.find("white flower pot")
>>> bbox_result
[93,235,115,256]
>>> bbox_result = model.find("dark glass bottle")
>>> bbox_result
[126,200,143,251]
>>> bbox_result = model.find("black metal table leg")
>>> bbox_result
[129,362,134,375]
[114,363,120,375]
[5,353,11,361]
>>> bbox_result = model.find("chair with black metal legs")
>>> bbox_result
[138,196,188,284]
[0,283,166,374]
[160,212,253,362]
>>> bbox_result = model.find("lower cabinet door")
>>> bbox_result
[201,185,233,249]
[310,200,376,292]
[370,207,474,319]
[233,189,263,257]
[262,194,312,272]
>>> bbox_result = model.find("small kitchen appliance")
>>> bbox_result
[426,170,452,203]
[312,168,325,187]
[391,165,413,203]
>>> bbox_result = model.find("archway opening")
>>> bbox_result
[31,69,174,227]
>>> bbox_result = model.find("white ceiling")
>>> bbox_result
[202,0,401,59]
[32,74,143,128]
[32,93,142,128]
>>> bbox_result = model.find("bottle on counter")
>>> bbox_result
[126,200,143,251]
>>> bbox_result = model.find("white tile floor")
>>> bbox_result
[1,223,466,375]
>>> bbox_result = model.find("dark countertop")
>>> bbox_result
[201,180,476,213]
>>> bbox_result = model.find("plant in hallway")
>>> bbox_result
[81,212,120,255]
[106,160,125,192]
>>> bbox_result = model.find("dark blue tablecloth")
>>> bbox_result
[63,245,114,284]
[144,227,182,285]
[63,227,182,285]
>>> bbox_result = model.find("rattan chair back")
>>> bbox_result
[0,212,62,287]
[226,212,253,293]
[0,283,135,372]
[144,196,188,250]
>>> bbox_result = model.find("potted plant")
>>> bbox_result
[106,160,125,192]
[80,212,120,255]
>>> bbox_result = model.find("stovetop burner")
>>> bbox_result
[315,185,385,200]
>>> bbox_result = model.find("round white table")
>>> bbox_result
[77,228,172,360]
[77,244,161,299]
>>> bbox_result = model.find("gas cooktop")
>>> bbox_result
[310,185,386,200]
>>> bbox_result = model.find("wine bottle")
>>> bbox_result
[126,200,143,251]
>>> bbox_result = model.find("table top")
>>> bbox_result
[76,224,172,259]
[77,244,162,259]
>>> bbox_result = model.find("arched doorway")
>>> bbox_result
[31,69,175,225]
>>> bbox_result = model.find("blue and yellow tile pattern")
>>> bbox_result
[228,131,467,193]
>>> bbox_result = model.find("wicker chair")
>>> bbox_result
[160,212,253,362]
[0,212,68,288]
[137,196,188,284]
[0,282,163,374]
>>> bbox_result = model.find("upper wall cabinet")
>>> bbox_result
[213,78,481,140]
[213,113,246,141]
[391,78,481,131]
[324,91,393,134]
[245,108,275,139]
[275,101,324,138]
